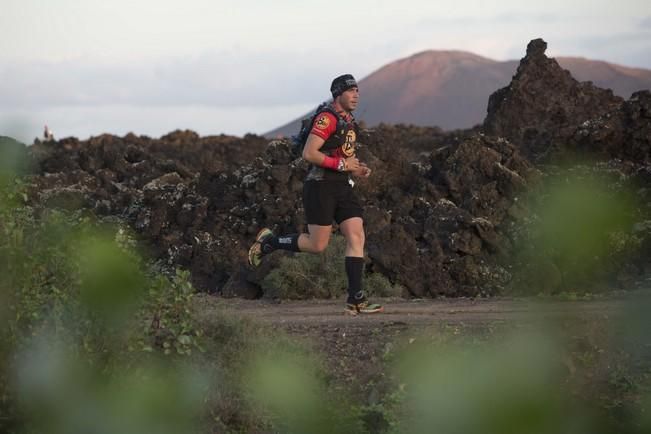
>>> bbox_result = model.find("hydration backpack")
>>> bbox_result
[290,102,346,158]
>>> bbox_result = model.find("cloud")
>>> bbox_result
[569,32,651,68]
[640,16,651,29]
[0,50,339,110]
[0,43,400,140]
[415,12,561,28]
[0,39,414,112]
[0,102,316,144]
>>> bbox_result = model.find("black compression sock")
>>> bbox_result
[345,256,365,302]
[264,233,301,253]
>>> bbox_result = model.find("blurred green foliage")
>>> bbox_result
[512,170,639,294]
[13,341,205,434]
[0,180,203,433]
[396,333,570,434]
[536,174,632,265]
[0,136,30,185]
[392,322,651,434]
[261,234,403,299]
[245,349,364,434]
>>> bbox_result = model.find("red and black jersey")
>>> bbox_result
[306,105,358,182]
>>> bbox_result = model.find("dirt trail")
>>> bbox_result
[197,295,624,327]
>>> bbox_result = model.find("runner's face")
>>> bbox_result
[339,87,359,111]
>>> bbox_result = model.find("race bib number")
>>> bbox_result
[340,130,356,157]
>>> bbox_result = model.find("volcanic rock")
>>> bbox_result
[484,38,624,162]
[484,39,651,165]
[24,126,537,297]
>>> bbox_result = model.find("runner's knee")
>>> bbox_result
[311,238,330,253]
[345,230,365,248]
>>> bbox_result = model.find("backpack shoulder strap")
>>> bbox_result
[319,106,355,131]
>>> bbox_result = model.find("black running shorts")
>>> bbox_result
[302,180,363,226]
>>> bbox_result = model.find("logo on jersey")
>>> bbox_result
[340,130,356,157]
[315,115,330,129]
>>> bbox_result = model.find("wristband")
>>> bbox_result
[322,156,346,172]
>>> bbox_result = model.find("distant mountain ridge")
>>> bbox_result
[266,50,651,137]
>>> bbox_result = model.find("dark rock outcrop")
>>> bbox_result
[482,39,651,294]
[484,39,624,162]
[25,126,536,298]
[570,90,651,162]
[27,132,268,293]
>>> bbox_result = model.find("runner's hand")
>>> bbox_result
[344,156,361,172]
[352,162,371,178]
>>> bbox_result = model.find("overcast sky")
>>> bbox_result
[1,0,650,143]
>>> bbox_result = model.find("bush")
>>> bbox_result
[509,170,640,295]
[260,234,402,299]
[0,180,204,433]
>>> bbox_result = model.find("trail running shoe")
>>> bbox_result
[344,300,384,315]
[248,228,274,267]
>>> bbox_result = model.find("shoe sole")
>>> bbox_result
[248,228,273,267]
[254,228,272,243]
[344,305,384,315]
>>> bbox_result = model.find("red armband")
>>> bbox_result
[322,155,345,171]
